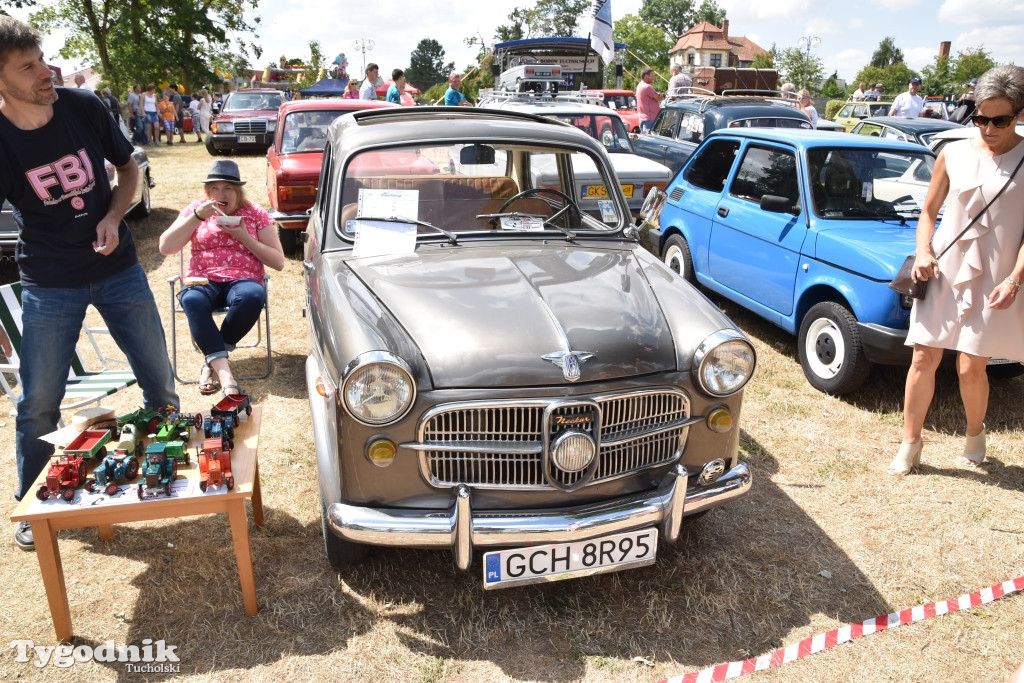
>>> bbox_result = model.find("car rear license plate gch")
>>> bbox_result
[238,135,256,143]
[482,528,658,589]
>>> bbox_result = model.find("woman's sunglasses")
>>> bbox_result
[971,110,1022,128]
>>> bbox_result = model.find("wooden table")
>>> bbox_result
[11,406,265,642]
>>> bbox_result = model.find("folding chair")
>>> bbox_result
[167,251,271,385]
[0,281,138,416]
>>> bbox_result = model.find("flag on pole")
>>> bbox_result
[590,0,615,65]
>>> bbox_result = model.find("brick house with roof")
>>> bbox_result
[669,20,766,72]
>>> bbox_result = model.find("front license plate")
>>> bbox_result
[237,135,256,143]
[482,528,658,589]
[583,184,633,198]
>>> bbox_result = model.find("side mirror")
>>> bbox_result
[760,194,798,215]
[638,187,668,226]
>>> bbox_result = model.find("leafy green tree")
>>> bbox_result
[776,46,824,93]
[750,43,777,69]
[920,54,954,99]
[31,0,261,96]
[607,13,672,90]
[495,7,535,42]
[952,46,995,87]
[693,0,726,25]
[639,0,696,41]
[819,72,846,99]
[0,0,36,13]
[306,40,326,81]
[870,37,903,69]
[853,62,916,99]
[405,38,455,90]
[531,0,589,37]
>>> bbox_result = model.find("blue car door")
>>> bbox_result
[706,142,806,317]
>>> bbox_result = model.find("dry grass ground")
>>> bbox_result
[1,143,1023,682]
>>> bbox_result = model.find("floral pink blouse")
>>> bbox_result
[179,200,274,283]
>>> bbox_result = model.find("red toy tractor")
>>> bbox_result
[198,437,234,492]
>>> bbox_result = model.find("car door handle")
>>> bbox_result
[717,206,729,218]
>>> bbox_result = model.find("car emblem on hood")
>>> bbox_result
[542,351,595,382]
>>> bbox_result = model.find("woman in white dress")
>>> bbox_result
[890,65,1024,475]
[198,87,212,137]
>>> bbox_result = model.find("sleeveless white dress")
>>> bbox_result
[906,138,1024,361]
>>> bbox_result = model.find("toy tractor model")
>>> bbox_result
[36,454,88,502]
[86,449,140,496]
[144,440,191,467]
[154,405,202,443]
[138,448,177,499]
[198,438,234,492]
[203,393,251,450]
[117,406,165,436]
[117,423,143,458]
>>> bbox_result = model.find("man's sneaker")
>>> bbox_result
[14,521,34,551]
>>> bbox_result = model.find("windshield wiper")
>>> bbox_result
[354,215,458,244]
[839,208,906,224]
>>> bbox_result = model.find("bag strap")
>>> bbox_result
[936,148,1024,260]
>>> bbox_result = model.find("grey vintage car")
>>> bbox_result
[304,106,756,588]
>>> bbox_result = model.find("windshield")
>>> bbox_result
[602,94,636,111]
[279,110,346,153]
[807,147,936,219]
[224,93,283,111]
[336,141,626,245]
[546,113,633,153]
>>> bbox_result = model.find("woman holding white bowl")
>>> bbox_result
[159,159,285,395]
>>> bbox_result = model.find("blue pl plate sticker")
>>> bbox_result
[598,199,616,223]
[485,553,502,583]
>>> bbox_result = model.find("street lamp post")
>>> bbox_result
[352,39,375,76]
[797,35,820,91]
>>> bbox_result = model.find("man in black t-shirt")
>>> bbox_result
[0,17,178,551]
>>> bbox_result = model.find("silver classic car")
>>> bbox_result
[304,107,755,588]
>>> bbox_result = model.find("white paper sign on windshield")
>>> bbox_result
[352,189,419,257]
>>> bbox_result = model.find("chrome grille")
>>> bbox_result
[415,390,691,489]
[233,120,268,135]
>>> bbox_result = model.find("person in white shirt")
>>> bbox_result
[851,82,867,101]
[666,64,692,97]
[359,63,380,100]
[889,77,924,118]
[797,89,819,128]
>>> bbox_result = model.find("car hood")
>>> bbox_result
[813,223,918,280]
[346,244,678,388]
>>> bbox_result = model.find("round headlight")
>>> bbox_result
[693,333,756,396]
[551,430,596,473]
[342,352,415,425]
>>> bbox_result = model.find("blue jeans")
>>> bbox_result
[640,119,654,133]
[15,263,178,500]
[178,279,265,363]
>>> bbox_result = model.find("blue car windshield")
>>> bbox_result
[807,148,935,219]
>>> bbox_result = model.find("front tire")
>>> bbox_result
[798,301,872,395]
[662,234,695,283]
[205,137,221,156]
[321,496,370,568]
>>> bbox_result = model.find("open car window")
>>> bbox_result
[335,141,626,242]
[807,148,935,219]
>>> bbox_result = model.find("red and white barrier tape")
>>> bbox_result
[658,575,1024,683]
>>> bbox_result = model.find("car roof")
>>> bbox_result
[228,88,284,95]
[279,99,398,113]
[854,116,962,133]
[482,99,623,119]
[705,127,934,153]
[593,89,632,96]
[665,97,802,114]
[332,106,606,155]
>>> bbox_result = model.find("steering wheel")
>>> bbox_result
[497,187,582,230]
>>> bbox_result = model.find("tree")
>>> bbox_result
[640,0,695,41]
[870,37,903,69]
[819,72,846,99]
[306,41,326,82]
[495,7,534,42]
[531,0,589,37]
[405,38,455,90]
[0,0,36,12]
[750,43,777,69]
[608,13,672,90]
[30,0,261,96]
[693,0,726,26]
[952,46,995,86]
[853,62,916,98]
[776,47,824,94]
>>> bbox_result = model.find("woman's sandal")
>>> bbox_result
[222,384,245,397]
[963,428,986,467]
[198,363,220,395]
[888,439,923,476]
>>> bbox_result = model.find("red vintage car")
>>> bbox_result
[592,89,640,133]
[266,99,401,254]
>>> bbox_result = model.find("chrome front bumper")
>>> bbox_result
[327,462,751,570]
[269,208,309,230]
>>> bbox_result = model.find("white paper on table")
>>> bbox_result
[352,220,418,257]
[357,188,419,222]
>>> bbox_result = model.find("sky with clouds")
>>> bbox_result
[13,0,1024,86]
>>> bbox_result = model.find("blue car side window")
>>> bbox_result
[684,139,741,192]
